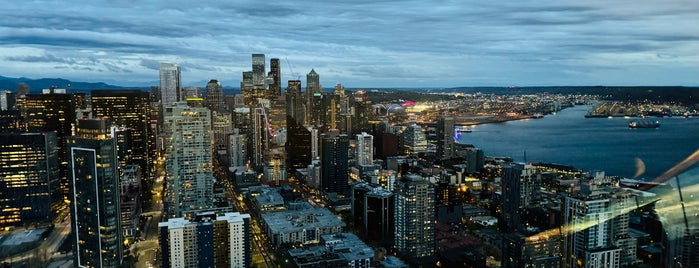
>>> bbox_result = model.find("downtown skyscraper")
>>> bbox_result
[0,132,60,227]
[160,62,181,107]
[67,118,123,268]
[320,129,349,194]
[164,102,214,218]
[22,87,76,206]
[395,174,435,266]
[91,89,151,176]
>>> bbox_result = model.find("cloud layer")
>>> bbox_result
[1,0,697,87]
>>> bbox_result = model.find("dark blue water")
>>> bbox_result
[457,105,699,179]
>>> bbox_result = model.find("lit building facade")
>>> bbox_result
[67,119,123,268]
[160,62,182,107]
[164,103,214,218]
[0,132,60,227]
[159,212,251,268]
[204,79,225,111]
[22,88,76,206]
[91,89,151,176]
[355,132,374,167]
[395,174,435,264]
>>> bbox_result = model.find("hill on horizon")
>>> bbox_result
[0,76,129,93]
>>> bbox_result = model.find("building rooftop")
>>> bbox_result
[321,233,374,262]
[262,207,345,234]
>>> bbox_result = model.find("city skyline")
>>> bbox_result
[0,1,697,88]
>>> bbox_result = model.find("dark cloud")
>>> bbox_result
[0,1,696,86]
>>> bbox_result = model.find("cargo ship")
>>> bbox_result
[628,120,660,129]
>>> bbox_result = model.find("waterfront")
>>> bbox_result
[458,105,699,180]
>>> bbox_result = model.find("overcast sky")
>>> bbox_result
[1,1,697,88]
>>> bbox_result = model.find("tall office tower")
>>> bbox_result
[285,80,304,126]
[268,98,287,141]
[91,89,151,175]
[67,118,123,268]
[610,190,641,267]
[309,126,320,159]
[0,132,60,227]
[351,94,374,135]
[436,117,455,160]
[181,86,202,99]
[252,54,266,86]
[0,90,15,110]
[0,110,22,133]
[164,102,214,218]
[352,182,394,244]
[159,212,251,268]
[401,123,428,155]
[160,62,181,107]
[227,129,246,168]
[204,79,225,111]
[395,174,436,265]
[22,87,76,205]
[501,163,537,233]
[250,106,269,169]
[269,58,281,97]
[333,83,351,133]
[212,110,232,151]
[108,126,131,169]
[120,165,141,246]
[563,186,620,268]
[355,132,374,166]
[320,129,349,194]
[306,69,321,124]
[285,118,312,174]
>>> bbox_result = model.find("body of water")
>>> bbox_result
[457,105,699,179]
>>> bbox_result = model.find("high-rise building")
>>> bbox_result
[22,88,76,206]
[285,118,312,174]
[320,130,349,194]
[436,117,455,159]
[0,90,15,110]
[352,182,394,244]
[164,102,214,218]
[67,118,123,267]
[252,54,266,86]
[0,132,60,227]
[306,69,322,125]
[394,174,435,265]
[212,110,233,151]
[159,212,251,268]
[160,62,181,107]
[120,165,141,246]
[355,132,374,166]
[401,123,427,155]
[227,129,246,168]
[269,58,281,97]
[204,79,225,111]
[563,186,620,268]
[91,89,151,176]
[501,163,537,233]
[250,106,269,169]
[285,80,304,126]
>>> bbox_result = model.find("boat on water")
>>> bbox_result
[629,120,660,129]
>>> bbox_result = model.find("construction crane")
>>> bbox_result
[285,57,301,81]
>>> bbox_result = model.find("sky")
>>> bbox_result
[1,0,698,88]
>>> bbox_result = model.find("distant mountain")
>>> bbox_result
[0,76,128,93]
